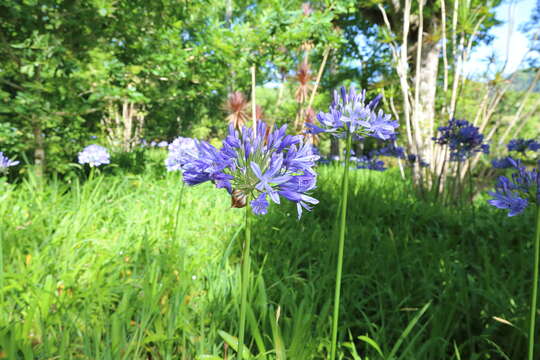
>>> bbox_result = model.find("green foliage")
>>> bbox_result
[0,167,537,359]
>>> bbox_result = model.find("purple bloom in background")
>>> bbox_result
[181,122,319,218]
[491,156,517,169]
[78,144,110,167]
[157,141,169,148]
[306,86,398,141]
[356,155,386,172]
[0,151,19,173]
[507,139,540,153]
[487,159,539,216]
[433,119,489,161]
[165,137,197,171]
[375,143,406,159]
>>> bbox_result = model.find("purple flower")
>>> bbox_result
[407,154,429,168]
[165,137,197,172]
[487,160,539,216]
[78,145,110,167]
[182,123,319,218]
[491,156,517,169]
[251,193,269,215]
[507,139,540,153]
[433,119,489,161]
[375,144,405,158]
[157,141,169,148]
[307,86,398,141]
[0,152,19,173]
[356,155,386,172]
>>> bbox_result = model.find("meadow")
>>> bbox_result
[0,157,536,359]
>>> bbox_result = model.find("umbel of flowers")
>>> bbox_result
[487,158,540,360]
[78,144,110,167]
[181,122,319,218]
[309,86,398,360]
[165,137,197,172]
[180,122,318,358]
[432,119,489,161]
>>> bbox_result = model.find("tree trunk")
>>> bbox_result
[414,39,440,168]
[32,116,45,177]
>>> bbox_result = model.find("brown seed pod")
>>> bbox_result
[231,189,248,208]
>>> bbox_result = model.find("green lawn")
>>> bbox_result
[0,166,535,359]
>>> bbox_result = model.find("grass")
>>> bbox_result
[0,164,537,359]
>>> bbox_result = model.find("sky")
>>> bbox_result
[464,0,536,76]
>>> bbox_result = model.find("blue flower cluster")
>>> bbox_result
[180,123,319,218]
[491,156,516,169]
[0,152,19,173]
[488,158,539,216]
[78,145,110,167]
[507,138,540,154]
[433,119,489,161]
[307,86,398,141]
[356,155,386,171]
[165,137,197,172]
[374,144,405,159]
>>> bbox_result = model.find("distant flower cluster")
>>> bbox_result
[0,152,19,174]
[78,144,110,167]
[491,156,516,169]
[488,158,539,216]
[181,123,319,218]
[356,155,386,171]
[507,138,540,154]
[165,137,197,171]
[307,86,398,141]
[433,119,489,161]
[374,144,406,159]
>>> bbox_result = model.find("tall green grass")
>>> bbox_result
[0,167,536,359]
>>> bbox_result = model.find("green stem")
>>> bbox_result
[238,204,252,360]
[528,205,540,360]
[330,133,352,360]
[174,181,186,271]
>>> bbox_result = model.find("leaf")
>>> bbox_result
[358,335,384,357]
[217,330,254,359]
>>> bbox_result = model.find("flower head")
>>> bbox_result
[182,122,319,218]
[157,141,169,148]
[356,155,386,172]
[307,86,398,141]
[433,119,489,161]
[165,137,197,172]
[374,143,406,159]
[487,159,539,216]
[507,138,540,154]
[78,145,110,167]
[0,152,19,174]
[491,156,517,169]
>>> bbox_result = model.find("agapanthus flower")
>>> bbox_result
[375,143,405,159]
[78,144,110,167]
[165,137,197,171]
[356,155,386,171]
[307,86,398,141]
[0,152,19,173]
[487,159,539,216]
[157,141,169,148]
[491,156,516,169]
[433,119,489,161]
[181,122,319,218]
[507,139,540,154]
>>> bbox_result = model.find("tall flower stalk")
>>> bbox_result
[238,204,252,359]
[331,132,351,360]
[487,158,540,360]
[309,86,397,359]
[179,122,319,356]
